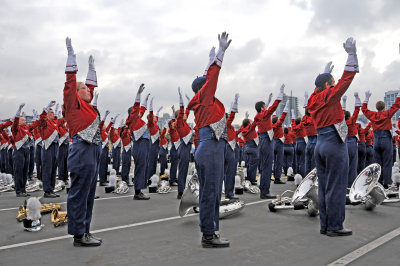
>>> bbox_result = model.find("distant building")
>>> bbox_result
[384,90,400,121]
[275,94,301,127]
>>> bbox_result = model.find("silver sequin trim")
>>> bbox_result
[209,115,228,141]
[267,129,274,141]
[228,139,236,151]
[181,131,192,145]
[102,140,108,149]
[333,119,348,143]
[151,130,160,144]
[162,143,167,149]
[77,115,100,144]
[8,144,12,150]
[254,137,259,146]
[279,137,284,143]
[124,141,133,152]
[58,133,69,147]
[113,138,121,149]
[173,139,181,150]
[35,137,42,147]
[43,130,58,150]
[304,136,308,144]
[133,124,147,141]
[15,134,29,150]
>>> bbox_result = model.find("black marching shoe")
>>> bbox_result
[99,182,108,186]
[320,228,327,235]
[133,192,150,200]
[170,181,178,186]
[274,179,286,184]
[51,191,60,197]
[16,192,30,197]
[201,234,230,248]
[73,233,101,247]
[326,228,352,237]
[44,192,58,198]
[177,192,183,199]
[260,194,276,199]
[250,181,258,186]
[226,195,239,200]
[86,232,102,243]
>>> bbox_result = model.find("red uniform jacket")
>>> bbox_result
[254,100,281,133]
[273,112,287,139]
[346,106,360,137]
[361,97,400,131]
[302,115,317,137]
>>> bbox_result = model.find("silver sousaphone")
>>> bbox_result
[268,168,319,217]
[349,163,387,210]
[179,174,245,218]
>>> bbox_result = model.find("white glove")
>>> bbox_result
[54,103,59,115]
[245,111,249,119]
[7,127,11,135]
[65,37,77,72]
[204,46,216,75]
[266,93,273,107]
[291,109,295,119]
[57,110,62,118]
[178,87,184,106]
[283,100,290,113]
[102,110,110,122]
[215,32,232,67]
[32,109,38,121]
[149,97,154,112]
[185,93,191,103]
[86,55,97,86]
[92,92,99,107]
[354,92,361,107]
[141,93,150,109]
[304,91,309,108]
[163,120,169,129]
[135,83,145,103]
[323,61,334,74]
[343,37,359,72]
[231,93,239,113]
[111,114,120,124]
[21,112,26,118]
[16,103,25,118]
[156,106,163,117]
[171,105,176,118]
[364,90,372,104]
[342,95,347,110]
[276,84,285,101]
[44,100,56,113]
[119,118,125,127]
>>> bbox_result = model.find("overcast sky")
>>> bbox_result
[0,0,399,123]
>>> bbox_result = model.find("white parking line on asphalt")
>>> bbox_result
[327,227,400,265]
[0,199,270,251]
[0,190,178,212]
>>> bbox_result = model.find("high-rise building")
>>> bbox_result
[384,90,400,121]
[275,93,301,127]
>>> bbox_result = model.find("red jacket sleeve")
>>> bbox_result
[199,63,220,106]
[326,71,357,103]
[351,106,360,124]
[277,112,287,128]
[227,112,235,127]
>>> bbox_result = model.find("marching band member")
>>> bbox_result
[120,120,133,185]
[272,100,289,184]
[291,110,307,178]
[57,107,70,184]
[365,123,375,166]
[63,38,102,246]
[109,114,121,176]
[308,37,358,237]
[283,127,294,177]
[168,107,180,186]
[187,32,231,248]
[146,98,161,180]
[159,121,168,177]
[176,88,193,199]
[38,101,60,198]
[254,86,283,198]
[130,88,151,200]
[361,90,400,188]
[224,93,240,199]
[242,112,259,186]
[303,92,318,175]
[356,122,369,174]
[98,110,112,186]
[32,112,43,180]
[343,93,361,187]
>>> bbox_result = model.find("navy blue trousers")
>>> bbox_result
[357,142,366,174]
[131,138,150,190]
[112,144,121,174]
[366,145,374,166]
[169,145,179,184]
[121,147,132,183]
[1,149,8,173]
[295,139,306,178]
[273,139,284,180]
[224,144,236,198]
[292,144,297,174]
[305,136,317,175]
[393,144,397,164]
[244,140,259,183]
[195,127,225,235]
[58,143,69,182]
[315,127,348,231]
[67,138,101,236]
[373,131,393,185]
[13,146,30,194]
[283,144,294,175]
[35,144,42,180]
[8,149,13,175]
[41,142,58,193]
[234,144,240,166]
[178,141,191,193]
[159,147,167,175]
[346,137,358,187]
[147,139,160,180]
[98,146,109,183]
[259,134,273,194]
[28,145,35,179]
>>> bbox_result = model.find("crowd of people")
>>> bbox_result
[1,32,399,247]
